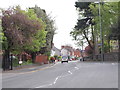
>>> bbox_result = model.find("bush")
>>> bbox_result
[12,57,19,67]
[58,56,62,60]
[27,59,32,63]
[54,55,58,60]
[44,52,51,56]
[48,56,55,63]
[50,56,55,60]
[21,59,32,65]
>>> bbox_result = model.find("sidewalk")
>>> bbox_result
[2,63,55,74]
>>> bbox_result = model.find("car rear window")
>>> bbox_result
[62,56,68,59]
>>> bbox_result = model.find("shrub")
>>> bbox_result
[54,55,58,60]
[12,57,19,67]
[58,56,62,60]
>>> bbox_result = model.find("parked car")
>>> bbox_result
[70,56,76,60]
[81,55,93,61]
[79,57,84,61]
[61,56,68,63]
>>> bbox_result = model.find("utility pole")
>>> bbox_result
[98,1,104,61]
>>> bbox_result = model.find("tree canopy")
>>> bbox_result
[1,6,47,54]
[1,5,56,70]
[70,1,119,55]
[31,5,56,55]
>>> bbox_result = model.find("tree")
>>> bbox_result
[1,6,46,70]
[31,5,56,56]
[70,1,95,57]
[90,2,118,53]
[71,1,119,58]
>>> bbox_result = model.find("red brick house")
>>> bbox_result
[61,46,81,58]
[73,49,81,57]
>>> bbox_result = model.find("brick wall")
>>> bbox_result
[35,55,49,64]
[74,50,81,57]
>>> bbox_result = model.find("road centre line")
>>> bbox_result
[35,76,60,88]
[53,76,60,84]
[35,69,74,88]
[18,62,79,75]
[74,67,79,70]
[68,71,72,74]
[6,62,77,88]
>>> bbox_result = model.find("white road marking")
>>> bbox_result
[53,76,59,84]
[74,67,79,70]
[35,83,53,88]
[112,63,117,65]
[35,67,75,88]
[68,71,72,74]
[35,76,61,88]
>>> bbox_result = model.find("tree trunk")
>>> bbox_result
[31,52,36,63]
[83,30,93,49]
[2,49,10,71]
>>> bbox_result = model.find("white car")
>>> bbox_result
[61,56,68,63]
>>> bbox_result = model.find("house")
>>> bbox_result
[61,46,73,56]
[61,48,69,56]
[51,43,61,56]
[61,46,81,58]
[73,49,81,57]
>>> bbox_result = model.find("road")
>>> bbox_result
[2,60,118,88]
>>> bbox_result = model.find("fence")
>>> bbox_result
[84,52,119,61]
[35,55,49,64]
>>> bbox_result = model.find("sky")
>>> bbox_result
[0,0,79,49]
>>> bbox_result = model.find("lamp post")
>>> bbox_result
[95,1,104,61]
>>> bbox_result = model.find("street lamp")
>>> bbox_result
[95,1,104,61]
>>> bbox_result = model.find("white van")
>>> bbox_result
[61,56,68,63]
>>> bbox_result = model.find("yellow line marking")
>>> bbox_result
[17,64,55,75]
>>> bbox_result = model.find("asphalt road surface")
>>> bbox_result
[2,60,118,88]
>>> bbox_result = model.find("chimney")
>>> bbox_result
[61,46,64,49]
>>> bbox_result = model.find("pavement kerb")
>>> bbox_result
[2,63,56,74]
[16,64,55,75]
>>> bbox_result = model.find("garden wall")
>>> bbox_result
[35,55,49,64]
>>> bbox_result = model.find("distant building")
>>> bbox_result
[81,50,87,57]
[61,48,69,56]
[73,49,81,57]
[61,46,73,56]
[51,43,61,56]
[61,46,81,57]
